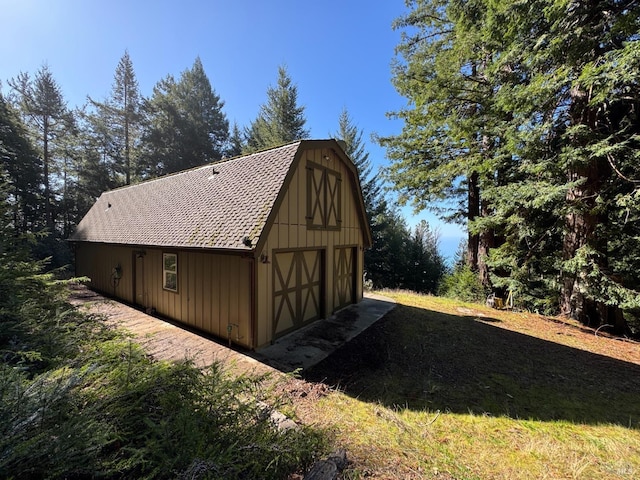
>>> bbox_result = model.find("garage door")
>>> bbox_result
[334,247,356,311]
[273,249,324,337]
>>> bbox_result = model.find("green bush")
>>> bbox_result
[438,265,486,303]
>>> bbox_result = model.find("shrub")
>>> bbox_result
[438,265,486,303]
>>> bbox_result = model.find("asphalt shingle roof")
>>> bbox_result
[70,142,301,251]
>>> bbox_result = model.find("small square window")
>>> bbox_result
[163,253,177,292]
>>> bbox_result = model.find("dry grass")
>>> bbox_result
[292,291,640,479]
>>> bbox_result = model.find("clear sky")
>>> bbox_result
[1,0,465,259]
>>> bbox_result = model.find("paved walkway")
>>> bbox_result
[69,285,395,376]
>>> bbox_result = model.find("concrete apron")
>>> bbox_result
[252,293,396,373]
[70,285,395,376]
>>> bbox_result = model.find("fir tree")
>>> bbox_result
[140,58,229,176]
[384,0,640,331]
[87,51,142,185]
[244,65,309,152]
[379,0,503,288]
[9,65,73,230]
[0,91,42,234]
[225,121,245,158]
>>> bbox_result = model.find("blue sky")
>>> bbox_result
[1,0,465,259]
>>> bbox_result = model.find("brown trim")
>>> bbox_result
[132,251,137,306]
[132,250,147,307]
[306,160,342,231]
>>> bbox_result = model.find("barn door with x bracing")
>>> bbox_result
[273,249,324,337]
[333,247,356,311]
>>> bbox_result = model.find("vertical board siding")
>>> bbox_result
[76,243,134,304]
[152,250,251,348]
[76,243,252,349]
[255,146,367,348]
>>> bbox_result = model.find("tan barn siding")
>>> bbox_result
[254,146,367,348]
[77,243,252,348]
[75,243,134,303]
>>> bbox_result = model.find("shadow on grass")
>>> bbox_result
[303,304,640,428]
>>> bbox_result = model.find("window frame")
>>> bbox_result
[162,252,178,292]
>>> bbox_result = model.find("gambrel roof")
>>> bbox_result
[70,139,372,251]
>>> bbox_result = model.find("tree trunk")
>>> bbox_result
[43,116,53,230]
[124,80,131,185]
[467,170,480,271]
[478,197,494,288]
[560,88,629,332]
[560,158,626,332]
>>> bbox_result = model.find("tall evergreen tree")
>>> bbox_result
[0,91,42,234]
[244,65,309,152]
[334,108,381,211]
[225,122,245,158]
[484,0,640,330]
[140,58,229,176]
[334,109,444,292]
[379,0,503,288]
[88,51,141,185]
[9,65,73,231]
[405,220,445,294]
[384,0,640,331]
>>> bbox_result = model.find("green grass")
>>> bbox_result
[302,291,640,479]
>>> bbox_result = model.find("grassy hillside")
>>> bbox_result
[296,291,640,479]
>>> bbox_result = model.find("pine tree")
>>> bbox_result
[405,220,445,294]
[334,108,381,211]
[9,65,73,231]
[379,0,504,288]
[0,91,42,234]
[483,0,640,330]
[225,122,245,158]
[140,58,229,176]
[384,0,640,331]
[88,51,142,185]
[244,65,309,152]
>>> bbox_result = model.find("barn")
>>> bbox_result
[70,139,372,349]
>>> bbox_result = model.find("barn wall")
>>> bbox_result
[75,243,252,348]
[75,243,135,303]
[255,146,366,347]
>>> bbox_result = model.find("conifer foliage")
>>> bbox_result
[336,109,444,292]
[383,0,640,332]
[244,65,310,152]
[140,57,229,176]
